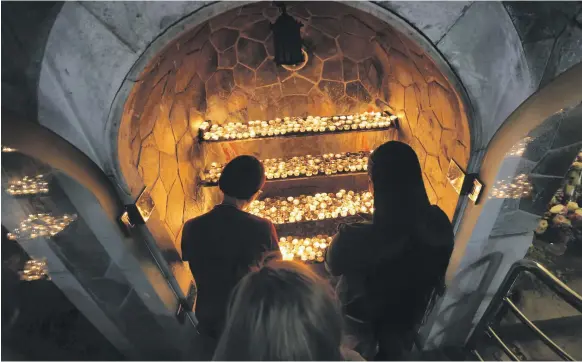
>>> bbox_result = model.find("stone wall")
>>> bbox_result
[118,1,471,247]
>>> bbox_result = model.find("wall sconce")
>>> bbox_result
[124,187,155,225]
[271,2,304,66]
[447,159,483,204]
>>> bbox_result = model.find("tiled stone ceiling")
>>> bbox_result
[118,1,471,247]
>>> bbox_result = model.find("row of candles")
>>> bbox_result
[199,111,397,141]
[490,173,532,199]
[203,151,370,184]
[6,175,49,196]
[7,213,78,241]
[506,137,533,157]
[247,189,373,224]
[279,235,331,262]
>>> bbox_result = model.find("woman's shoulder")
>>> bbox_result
[420,205,454,248]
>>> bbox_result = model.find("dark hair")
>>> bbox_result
[219,155,266,200]
[368,141,430,229]
[213,260,344,361]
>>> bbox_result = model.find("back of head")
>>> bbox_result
[213,260,343,361]
[369,141,430,228]
[219,155,266,200]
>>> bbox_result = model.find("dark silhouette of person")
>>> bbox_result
[325,141,454,360]
[181,155,280,357]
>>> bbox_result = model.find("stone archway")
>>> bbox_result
[113,1,473,248]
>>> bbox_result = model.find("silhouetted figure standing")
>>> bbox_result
[181,155,280,358]
[325,141,454,360]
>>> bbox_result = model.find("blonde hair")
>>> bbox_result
[213,259,344,361]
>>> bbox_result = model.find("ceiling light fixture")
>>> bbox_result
[271,2,305,67]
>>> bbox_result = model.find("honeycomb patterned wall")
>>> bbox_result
[118,1,471,248]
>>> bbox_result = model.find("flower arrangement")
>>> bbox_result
[534,151,582,255]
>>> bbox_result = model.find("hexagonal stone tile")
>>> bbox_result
[322,56,343,81]
[281,75,315,96]
[337,96,359,114]
[425,154,444,189]
[303,2,344,18]
[205,95,230,124]
[383,79,405,110]
[233,63,256,89]
[256,60,280,87]
[130,135,141,167]
[304,26,338,60]
[429,82,456,130]
[230,13,264,30]
[177,134,197,197]
[359,58,381,96]
[342,14,376,38]
[343,57,358,82]
[227,88,249,113]
[346,81,372,103]
[196,41,218,82]
[278,95,309,117]
[207,69,235,96]
[182,24,211,54]
[339,33,373,62]
[153,107,176,155]
[139,79,166,139]
[288,3,312,20]
[175,52,198,93]
[211,28,239,52]
[138,134,160,187]
[308,87,335,115]
[410,137,428,168]
[160,152,178,192]
[389,49,416,87]
[209,9,238,32]
[237,38,267,69]
[417,110,443,156]
[178,73,206,112]
[423,173,438,205]
[264,33,275,57]
[298,53,323,82]
[311,16,342,38]
[255,81,283,99]
[184,196,203,223]
[166,179,185,237]
[218,46,237,69]
[405,85,420,132]
[318,80,345,103]
[377,26,408,55]
[242,19,272,42]
[150,179,167,221]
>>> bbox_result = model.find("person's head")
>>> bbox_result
[219,155,265,209]
[368,141,430,225]
[213,259,344,361]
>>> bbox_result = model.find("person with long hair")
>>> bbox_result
[325,141,454,360]
[213,258,363,361]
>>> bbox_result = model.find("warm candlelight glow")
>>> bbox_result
[203,151,370,184]
[506,137,533,157]
[199,111,397,142]
[2,146,17,153]
[7,213,78,241]
[279,235,331,262]
[20,259,50,281]
[247,190,373,224]
[6,175,49,196]
[490,173,532,199]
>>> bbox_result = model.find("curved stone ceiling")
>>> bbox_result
[117,1,471,245]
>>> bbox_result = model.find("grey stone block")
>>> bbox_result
[378,1,472,44]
